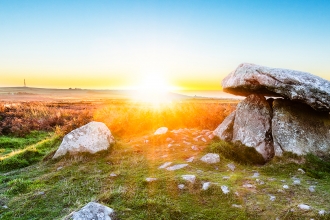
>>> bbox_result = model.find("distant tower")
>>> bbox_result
[24,79,26,87]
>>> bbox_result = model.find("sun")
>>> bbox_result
[132,74,174,105]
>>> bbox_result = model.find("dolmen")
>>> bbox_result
[214,63,330,162]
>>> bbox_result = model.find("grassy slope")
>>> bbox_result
[0,133,329,220]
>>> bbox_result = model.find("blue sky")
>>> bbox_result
[0,0,329,89]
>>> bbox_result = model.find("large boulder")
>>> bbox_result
[272,99,330,156]
[222,63,330,111]
[233,94,274,161]
[53,122,114,159]
[213,111,235,141]
[215,94,274,161]
[70,202,115,220]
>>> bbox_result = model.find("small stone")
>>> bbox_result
[201,137,207,142]
[72,202,115,220]
[208,134,214,140]
[243,184,255,189]
[221,185,230,194]
[178,184,185,189]
[256,179,265,185]
[167,144,173,148]
[183,141,191,145]
[154,127,168,135]
[269,195,276,201]
[252,172,260,178]
[193,138,199,142]
[202,182,211,190]
[200,153,220,164]
[197,170,204,174]
[160,155,168,158]
[283,185,289,189]
[2,205,8,209]
[222,176,230,180]
[191,146,199,151]
[298,168,305,174]
[227,163,235,171]
[110,173,117,177]
[293,179,301,185]
[36,191,45,196]
[166,164,188,171]
[57,166,63,171]
[297,204,310,210]
[186,157,195,163]
[319,210,326,216]
[166,138,173,142]
[158,162,173,169]
[309,185,316,192]
[144,140,149,144]
[146,178,157,182]
[232,204,242,208]
[181,175,196,184]
[234,192,240,196]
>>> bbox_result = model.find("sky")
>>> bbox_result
[1,0,330,90]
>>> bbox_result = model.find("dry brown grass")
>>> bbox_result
[0,100,237,137]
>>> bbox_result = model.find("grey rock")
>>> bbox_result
[222,63,330,111]
[221,185,230,194]
[213,111,236,141]
[227,163,236,171]
[53,122,114,159]
[71,202,115,220]
[297,204,311,210]
[154,127,168,135]
[232,94,274,161]
[202,182,211,190]
[181,175,196,183]
[158,162,173,169]
[272,99,330,156]
[166,164,188,171]
[200,153,220,164]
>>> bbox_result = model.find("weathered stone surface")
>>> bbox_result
[222,63,330,111]
[53,122,114,159]
[200,153,220,164]
[232,94,274,161]
[213,111,236,141]
[272,99,330,156]
[71,202,115,220]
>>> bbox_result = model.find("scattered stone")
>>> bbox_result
[2,205,8,209]
[309,186,316,193]
[319,210,326,216]
[293,179,301,185]
[283,185,289,189]
[71,202,115,220]
[166,164,188,171]
[298,168,305,174]
[256,179,265,185]
[202,182,211,190]
[272,99,330,157]
[178,184,185,190]
[36,191,45,196]
[191,146,199,151]
[166,138,173,142]
[160,155,168,158]
[269,195,276,201]
[186,157,195,163]
[167,144,173,148]
[208,134,214,140]
[243,184,255,189]
[197,170,204,174]
[232,204,242,208]
[252,172,260,178]
[144,140,149,144]
[110,173,117,177]
[183,141,191,145]
[200,153,220,164]
[221,185,230,194]
[57,166,63,171]
[158,162,173,169]
[181,175,196,184]
[146,178,157,182]
[53,122,115,159]
[297,204,311,210]
[234,192,240,196]
[227,163,236,171]
[222,63,330,111]
[154,127,168,135]
[193,138,199,142]
[222,176,230,180]
[201,137,207,142]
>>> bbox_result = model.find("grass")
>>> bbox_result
[0,100,329,219]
